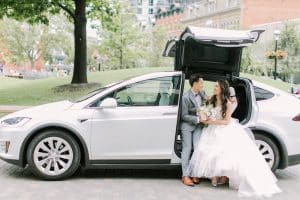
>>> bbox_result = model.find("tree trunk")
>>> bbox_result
[30,59,35,71]
[72,0,87,84]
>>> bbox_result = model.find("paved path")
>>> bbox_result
[0,160,300,200]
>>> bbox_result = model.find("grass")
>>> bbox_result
[0,67,294,106]
[241,73,294,92]
[0,67,172,106]
[0,113,7,117]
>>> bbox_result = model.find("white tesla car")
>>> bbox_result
[251,80,300,170]
[0,27,299,180]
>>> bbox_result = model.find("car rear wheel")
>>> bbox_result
[27,130,81,180]
[254,133,280,171]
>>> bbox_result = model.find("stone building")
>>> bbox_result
[181,0,300,29]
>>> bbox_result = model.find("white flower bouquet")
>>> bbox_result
[198,104,216,121]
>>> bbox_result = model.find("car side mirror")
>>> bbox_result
[99,98,117,109]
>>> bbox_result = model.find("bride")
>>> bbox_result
[188,80,281,198]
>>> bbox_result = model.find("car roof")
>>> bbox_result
[120,71,182,84]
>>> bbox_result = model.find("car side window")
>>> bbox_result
[114,76,181,107]
[92,76,181,107]
[254,86,275,101]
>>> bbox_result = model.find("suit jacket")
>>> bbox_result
[180,89,207,132]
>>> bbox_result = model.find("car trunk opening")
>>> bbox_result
[163,26,264,78]
[177,37,243,77]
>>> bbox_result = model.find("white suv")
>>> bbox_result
[0,27,299,180]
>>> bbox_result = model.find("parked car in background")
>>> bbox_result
[0,27,299,180]
[295,86,300,99]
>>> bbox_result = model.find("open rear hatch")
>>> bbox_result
[163,26,264,78]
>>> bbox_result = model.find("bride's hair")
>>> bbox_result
[210,80,230,118]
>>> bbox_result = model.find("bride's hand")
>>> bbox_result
[205,118,215,124]
[200,119,209,124]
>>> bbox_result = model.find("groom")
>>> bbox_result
[181,74,207,186]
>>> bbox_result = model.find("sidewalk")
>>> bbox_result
[0,105,30,113]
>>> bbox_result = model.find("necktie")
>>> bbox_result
[195,93,201,107]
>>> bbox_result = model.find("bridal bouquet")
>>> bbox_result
[198,104,216,121]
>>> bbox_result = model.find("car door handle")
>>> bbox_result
[162,112,177,116]
[78,118,89,123]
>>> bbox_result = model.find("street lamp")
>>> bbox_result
[273,30,281,80]
[93,55,102,71]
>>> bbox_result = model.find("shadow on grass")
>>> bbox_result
[52,82,102,93]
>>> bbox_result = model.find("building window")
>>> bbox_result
[227,0,238,7]
[232,0,238,6]
[137,7,142,14]
[149,8,153,14]
[137,0,142,6]
[149,0,153,6]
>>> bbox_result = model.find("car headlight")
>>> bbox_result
[1,117,31,127]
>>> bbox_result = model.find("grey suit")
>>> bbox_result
[180,89,207,177]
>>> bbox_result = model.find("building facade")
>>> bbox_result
[154,2,184,38]
[131,0,186,30]
[130,0,160,29]
[181,0,300,29]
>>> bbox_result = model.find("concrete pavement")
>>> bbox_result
[0,159,299,200]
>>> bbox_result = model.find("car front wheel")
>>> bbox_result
[27,130,81,180]
[254,133,280,171]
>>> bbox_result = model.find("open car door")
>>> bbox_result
[163,26,264,78]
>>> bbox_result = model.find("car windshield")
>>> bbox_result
[74,81,123,102]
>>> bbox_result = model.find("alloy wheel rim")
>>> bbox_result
[33,137,74,176]
[255,140,275,168]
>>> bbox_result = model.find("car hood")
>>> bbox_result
[1,100,74,119]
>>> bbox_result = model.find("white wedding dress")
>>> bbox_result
[188,106,281,198]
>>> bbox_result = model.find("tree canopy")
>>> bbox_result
[0,0,118,84]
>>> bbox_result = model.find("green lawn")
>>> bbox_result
[241,73,293,92]
[0,67,294,106]
[0,67,172,106]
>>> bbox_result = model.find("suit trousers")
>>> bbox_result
[181,126,202,177]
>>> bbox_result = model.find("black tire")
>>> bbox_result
[254,133,280,171]
[26,129,81,180]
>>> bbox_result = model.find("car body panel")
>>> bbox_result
[253,81,300,156]
[90,106,178,160]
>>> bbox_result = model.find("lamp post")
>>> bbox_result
[94,55,101,71]
[273,30,281,80]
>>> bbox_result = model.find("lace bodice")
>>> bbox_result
[212,106,223,120]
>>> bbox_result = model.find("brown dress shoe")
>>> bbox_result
[182,176,194,186]
[218,176,229,185]
[192,177,200,184]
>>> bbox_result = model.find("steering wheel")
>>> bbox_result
[127,96,133,105]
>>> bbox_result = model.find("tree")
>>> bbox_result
[145,26,173,68]
[0,16,73,70]
[0,19,44,70]
[278,23,300,81]
[99,3,145,70]
[241,47,252,73]
[0,0,118,84]
[99,2,173,70]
